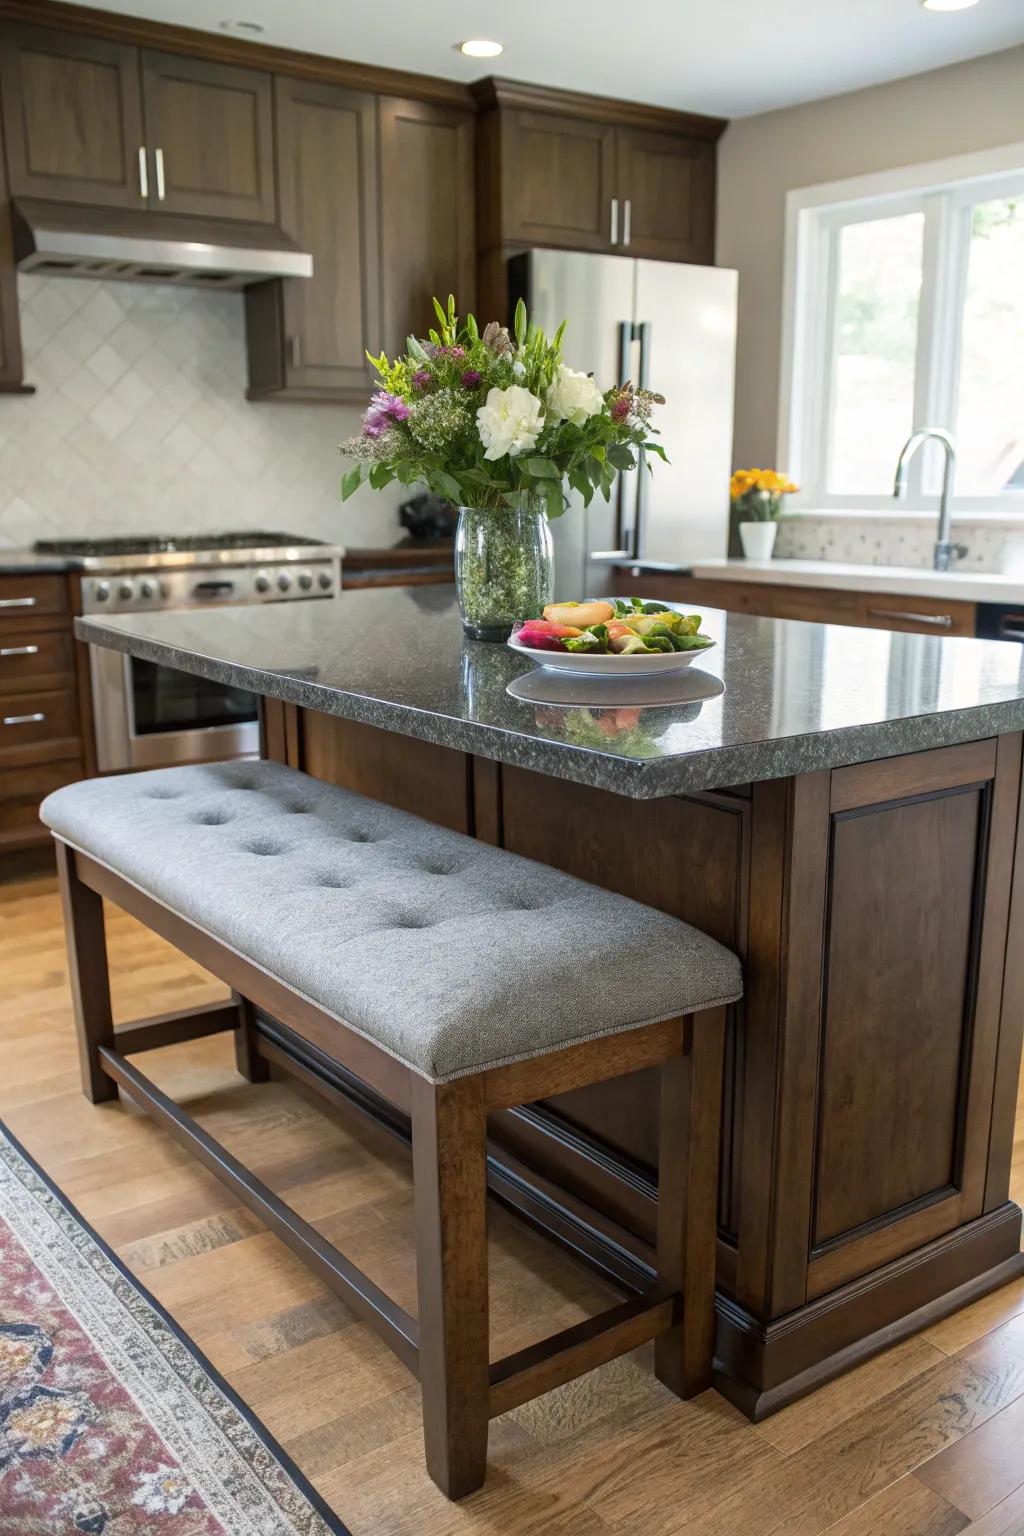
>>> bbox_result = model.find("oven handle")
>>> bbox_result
[998,616,1024,640]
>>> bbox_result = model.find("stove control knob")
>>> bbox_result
[118,580,135,601]
[318,570,333,591]
[297,570,313,591]
[94,580,111,603]
[254,571,271,593]
[139,578,159,599]
[277,571,292,592]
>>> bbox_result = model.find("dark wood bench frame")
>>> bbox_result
[56,836,728,1498]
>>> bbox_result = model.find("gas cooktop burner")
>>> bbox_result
[34,531,326,556]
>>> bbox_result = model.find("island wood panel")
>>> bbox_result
[285,707,1024,1417]
[299,710,472,834]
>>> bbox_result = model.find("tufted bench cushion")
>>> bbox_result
[40,761,742,1083]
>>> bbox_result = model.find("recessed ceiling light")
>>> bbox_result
[921,0,979,10]
[457,39,504,58]
[219,18,266,35]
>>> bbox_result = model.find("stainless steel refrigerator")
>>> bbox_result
[511,250,738,597]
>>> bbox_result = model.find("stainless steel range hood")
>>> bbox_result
[12,200,313,290]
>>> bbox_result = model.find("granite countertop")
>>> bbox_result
[688,558,1024,606]
[76,585,1024,799]
[0,549,77,575]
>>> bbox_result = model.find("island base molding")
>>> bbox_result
[714,1204,1024,1420]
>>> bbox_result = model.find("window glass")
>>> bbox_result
[955,196,1024,495]
[827,212,924,494]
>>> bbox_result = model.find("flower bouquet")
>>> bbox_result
[729,467,798,560]
[341,296,664,639]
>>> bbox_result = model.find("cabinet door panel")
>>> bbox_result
[503,112,615,251]
[378,99,475,357]
[617,128,714,263]
[269,77,379,395]
[141,52,275,222]
[0,74,26,391]
[0,26,144,208]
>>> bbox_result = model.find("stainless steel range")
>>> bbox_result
[35,532,342,772]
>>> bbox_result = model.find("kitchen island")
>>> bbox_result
[77,586,1024,1419]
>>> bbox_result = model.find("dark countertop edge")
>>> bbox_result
[0,554,78,574]
[76,614,1024,801]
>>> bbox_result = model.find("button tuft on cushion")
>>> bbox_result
[146,787,182,800]
[242,839,286,857]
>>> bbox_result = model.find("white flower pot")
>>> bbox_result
[739,521,778,561]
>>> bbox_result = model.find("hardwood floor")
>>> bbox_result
[3,850,1024,1536]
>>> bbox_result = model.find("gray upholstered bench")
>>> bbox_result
[42,760,742,1499]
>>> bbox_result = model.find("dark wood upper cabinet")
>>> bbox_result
[139,52,276,222]
[616,127,715,264]
[0,25,146,208]
[378,98,475,356]
[246,77,379,399]
[495,110,616,253]
[475,82,724,265]
[0,77,28,393]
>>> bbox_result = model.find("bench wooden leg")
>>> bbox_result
[411,1072,489,1499]
[55,841,117,1105]
[654,1005,727,1399]
[233,993,270,1083]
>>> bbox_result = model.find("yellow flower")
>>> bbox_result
[731,467,798,500]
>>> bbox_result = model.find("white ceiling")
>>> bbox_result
[66,0,1024,118]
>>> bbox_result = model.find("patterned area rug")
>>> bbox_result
[0,1120,350,1535]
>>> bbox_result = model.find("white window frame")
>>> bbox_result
[779,141,1024,517]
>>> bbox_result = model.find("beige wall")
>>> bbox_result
[717,45,1024,471]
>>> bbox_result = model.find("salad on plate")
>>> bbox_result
[514,598,715,657]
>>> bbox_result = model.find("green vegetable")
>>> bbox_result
[673,633,715,650]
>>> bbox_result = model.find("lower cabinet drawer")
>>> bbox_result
[0,626,76,690]
[0,573,69,618]
[0,688,79,762]
[0,758,82,848]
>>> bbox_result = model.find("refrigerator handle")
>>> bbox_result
[590,320,636,562]
[631,321,652,561]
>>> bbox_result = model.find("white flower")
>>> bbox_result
[132,1465,192,1516]
[546,365,604,427]
[475,386,545,461]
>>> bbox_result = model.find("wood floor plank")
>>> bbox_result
[818,1476,969,1536]
[916,1394,1024,1520]
[961,1483,1024,1535]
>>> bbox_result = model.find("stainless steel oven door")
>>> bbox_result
[89,644,260,771]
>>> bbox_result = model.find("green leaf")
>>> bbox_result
[607,444,635,470]
[431,470,462,503]
[368,464,395,491]
[433,296,449,331]
[341,466,364,501]
[526,457,560,479]
[407,335,428,362]
[591,444,606,463]
[644,441,669,463]
[514,297,527,348]
[540,478,565,518]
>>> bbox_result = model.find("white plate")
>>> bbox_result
[507,632,717,676]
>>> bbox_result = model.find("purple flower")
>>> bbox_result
[610,395,631,423]
[412,369,432,391]
[362,390,410,437]
[460,369,483,389]
[449,345,466,361]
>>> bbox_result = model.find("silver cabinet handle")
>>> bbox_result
[289,334,302,370]
[866,607,954,628]
[155,146,166,201]
[623,197,632,248]
[609,197,619,246]
[0,595,37,608]
[0,644,39,657]
[138,145,149,199]
[3,712,45,726]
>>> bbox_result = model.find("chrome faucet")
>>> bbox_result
[892,428,967,573]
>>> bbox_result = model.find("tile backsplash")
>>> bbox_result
[775,513,1024,573]
[0,275,403,550]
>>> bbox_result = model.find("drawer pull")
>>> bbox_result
[0,644,39,657]
[0,596,37,609]
[866,607,954,628]
[3,712,45,726]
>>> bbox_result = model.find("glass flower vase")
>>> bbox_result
[454,501,554,641]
